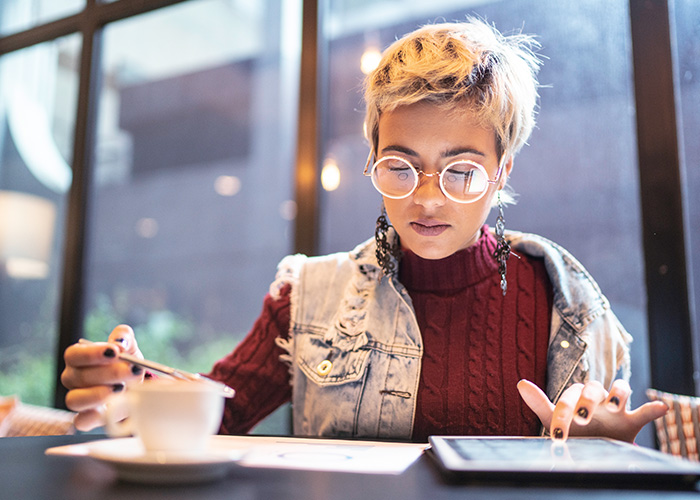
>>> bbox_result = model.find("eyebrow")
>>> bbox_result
[380,145,486,158]
[442,147,486,158]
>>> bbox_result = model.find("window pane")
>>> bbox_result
[320,0,652,445]
[85,0,300,433]
[0,35,80,405]
[674,0,700,392]
[0,0,84,36]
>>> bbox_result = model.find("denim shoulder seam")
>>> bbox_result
[505,230,609,332]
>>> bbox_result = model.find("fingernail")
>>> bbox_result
[103,348,116,358]
[608,396,620,407]
[553,428,564,440]
[112,383,125,393]
[576,407,589,420]
[131,365,143,376]
[113,337,130,349]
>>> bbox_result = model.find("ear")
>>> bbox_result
[498,156,514,190]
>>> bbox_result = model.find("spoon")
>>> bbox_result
[78,338,235,398]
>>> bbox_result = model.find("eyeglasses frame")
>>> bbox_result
[362,150,506,204]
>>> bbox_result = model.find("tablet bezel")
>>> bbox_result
[427,436,700,488]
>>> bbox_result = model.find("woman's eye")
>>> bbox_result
[446,169,474,179]
[386,159,411,171]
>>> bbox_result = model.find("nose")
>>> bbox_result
[411,171,446,208]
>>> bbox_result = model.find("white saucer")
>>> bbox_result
[51,436,243,484]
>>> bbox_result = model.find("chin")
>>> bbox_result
[405,243,455,261]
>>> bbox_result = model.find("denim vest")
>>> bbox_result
[271,230,632,440]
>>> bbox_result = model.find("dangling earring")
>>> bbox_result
[375,204,401,276]
[493,191,511,295]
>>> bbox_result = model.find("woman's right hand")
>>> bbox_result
[61,325,145,431]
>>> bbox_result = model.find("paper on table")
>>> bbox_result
[232,436,427,474]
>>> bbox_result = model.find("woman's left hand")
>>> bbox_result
[517,379,669,443]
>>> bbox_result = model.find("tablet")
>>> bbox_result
[428,436,700,488]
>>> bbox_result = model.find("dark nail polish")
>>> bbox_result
[131,365,143,375]
[553,428,564,440]
[576,407,589,419]
[103,348,116,358]
[609,396,620,407]
[112,383,125,393]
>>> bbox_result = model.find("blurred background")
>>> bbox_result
[0,0,697,445]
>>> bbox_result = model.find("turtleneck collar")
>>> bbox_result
[398,225,499,292]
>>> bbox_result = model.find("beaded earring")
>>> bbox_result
[374,204,401,276]
[493,191,511,295]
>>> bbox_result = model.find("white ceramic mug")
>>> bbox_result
[105,379,225,455]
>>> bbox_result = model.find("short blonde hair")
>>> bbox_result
[364,18,541,164]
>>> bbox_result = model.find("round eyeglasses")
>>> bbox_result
[363,154,504,204]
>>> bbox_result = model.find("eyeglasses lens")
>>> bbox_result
[371,157,416,198]
[441,162,488,202]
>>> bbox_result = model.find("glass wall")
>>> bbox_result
[319,0,653,445]
[82,0,300,433]
[0,35,80,404]
[674,0,700,385]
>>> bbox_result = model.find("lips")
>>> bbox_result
[410,219,450,236]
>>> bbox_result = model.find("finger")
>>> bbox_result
[605,379,631,413]
[551,383,584,440]
[65,384,125,412]
[73,407,106,432]
[64,341,124,369]
[107,325,140,356]
[61,360,142,390]
[517,379,554,428]
[573,380,607,426]
[629,400,669,428]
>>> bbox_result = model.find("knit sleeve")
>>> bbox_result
[206,284,292,435]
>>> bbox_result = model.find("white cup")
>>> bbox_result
[105,379,225,455]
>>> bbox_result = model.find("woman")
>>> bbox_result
[62,18,667,443]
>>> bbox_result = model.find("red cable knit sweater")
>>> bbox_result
[208,227,552,440]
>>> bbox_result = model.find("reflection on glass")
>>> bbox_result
[0,0,84,36]
[0,36,80,405]
[0,191,56,279]
[320,0,652,444]
[673,0,700,387]
[85,0,300,433]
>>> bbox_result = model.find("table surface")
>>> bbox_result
[2,434,700,500]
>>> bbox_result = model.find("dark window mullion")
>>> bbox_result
[630,0,695,395]
[293,0,320,256]
[0,14,81,54]
[53,24,102,409]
